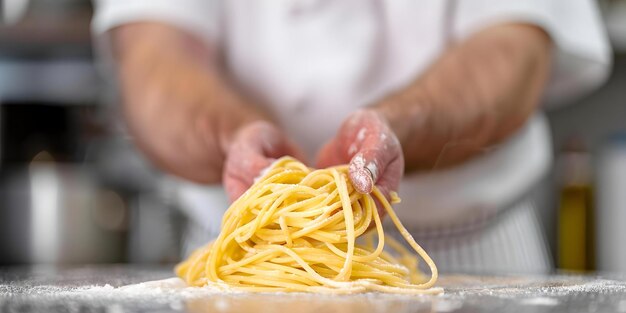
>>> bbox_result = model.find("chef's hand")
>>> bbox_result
[223,120,305,202]
[317,109,404,215]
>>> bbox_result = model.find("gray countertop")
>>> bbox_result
[2,265,626,313]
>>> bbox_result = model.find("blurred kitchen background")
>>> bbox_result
[0,0,624,275]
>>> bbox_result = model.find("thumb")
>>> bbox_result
[347,114,403,195]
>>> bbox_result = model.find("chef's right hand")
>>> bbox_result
[317,110,404,209]
[223,121,305,202]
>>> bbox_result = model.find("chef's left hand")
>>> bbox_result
[317,109,404,214]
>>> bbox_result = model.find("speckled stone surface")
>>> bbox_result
[2,265,626,313]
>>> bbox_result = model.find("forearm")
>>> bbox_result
[112,23,268,183]
[375,24,552,171]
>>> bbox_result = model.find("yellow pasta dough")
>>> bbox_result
[176,157,441,294]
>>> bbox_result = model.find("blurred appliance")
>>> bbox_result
[0,158,127,263]
[596,132,626,273]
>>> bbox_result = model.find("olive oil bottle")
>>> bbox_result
[558,138,595,272]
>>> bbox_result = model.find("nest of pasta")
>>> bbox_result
[176,157,440,294]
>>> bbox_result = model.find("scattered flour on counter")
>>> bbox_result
[118,277,187,290]
[454,278,626,299]
[6,275,626,312]
[7,277,238,304]
[432,299,463,312]
[536,279,626,296]
[39,278,430,301]
[519,297,559,306]
[11,277,626,301]
[77,277,238,299]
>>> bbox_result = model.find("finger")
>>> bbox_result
[223,172,254,202]
[348,152,375,194]
[371,152,404,215]
[343,109,402,193]
[348,132,403,194]
[223,123,276,201]
[224,121,308,201]
[223,142,274,201]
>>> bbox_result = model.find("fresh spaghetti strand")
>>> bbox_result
[176,157,442,294]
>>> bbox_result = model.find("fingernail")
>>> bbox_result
[365,161,378,183]
[352,168,373,194]
[349,153,373,193]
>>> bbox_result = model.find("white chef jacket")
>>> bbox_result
[92,0,610,242]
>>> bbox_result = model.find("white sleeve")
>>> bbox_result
[92,0,220,43]
[453,0,612,108]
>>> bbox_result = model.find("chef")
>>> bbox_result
[92,0,611,274]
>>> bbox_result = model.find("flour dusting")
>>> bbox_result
[519,297,559,306]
